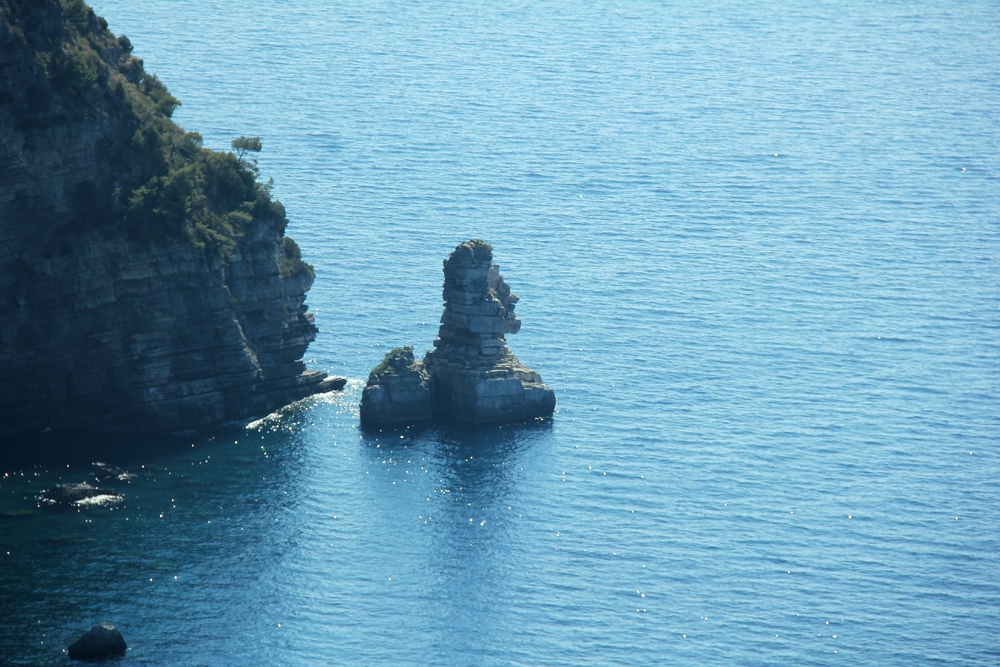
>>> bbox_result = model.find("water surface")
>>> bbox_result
[2,1,998,664]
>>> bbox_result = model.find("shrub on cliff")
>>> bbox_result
[232,135,262,163]
[279,237,314,279]
[123,141,285,261]
[372,347,414,376]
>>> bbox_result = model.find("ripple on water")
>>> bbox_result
[3,0,999,665]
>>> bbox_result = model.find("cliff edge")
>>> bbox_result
[0,0,342,434]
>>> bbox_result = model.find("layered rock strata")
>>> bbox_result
[360,241,555,427]
[0,0,342,434]
[359,346,433,427]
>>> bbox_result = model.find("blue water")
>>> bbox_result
[2,1,999,664]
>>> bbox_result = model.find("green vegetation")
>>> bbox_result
[372,347,413,376]
[121,130,285,261]
[232,136,262,162]
[279,237,313,279]
[1,0,304,267]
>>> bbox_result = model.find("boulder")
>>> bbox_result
[360,346,434,426]
[68,622,127,660]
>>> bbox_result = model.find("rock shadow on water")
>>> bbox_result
[359,418,553,499]
[1,421,314,666]
[0,424,280,524]
[0,429,195,472]
[360,417,553,455]
[357,417,552,651]
[0,431,188,520]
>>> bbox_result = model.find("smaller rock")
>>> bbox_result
[68,622,127,660]
[316,376,348,393]
[360,346,434,427]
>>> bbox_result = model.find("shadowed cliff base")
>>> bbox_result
[0,0,343,434]
[360,241,555,427]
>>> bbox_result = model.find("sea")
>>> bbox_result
[1,1,998,664]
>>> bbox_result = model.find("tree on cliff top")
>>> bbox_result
[232,136,262,163]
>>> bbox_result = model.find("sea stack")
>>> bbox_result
[360,240,555,426]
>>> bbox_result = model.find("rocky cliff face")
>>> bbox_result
[0,0,340,434]
[360,241,555,427]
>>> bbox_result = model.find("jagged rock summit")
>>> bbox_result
[360,241,555,426]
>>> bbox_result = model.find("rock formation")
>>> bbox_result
[68,622,127,660]
[359,346,433,427]
[360,241,555,426]
[0,0,343,434]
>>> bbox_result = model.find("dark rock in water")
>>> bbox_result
[360,346,434,426]
[317,376,348,393]
[68,622,127,660]
[43,483,120,505]
[362,241,555,427]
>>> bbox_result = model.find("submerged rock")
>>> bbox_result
[68,622,127,660]
[317,376,349,393]
[362,241,555,427]
[42,483,121,505]
[360,346,434,426]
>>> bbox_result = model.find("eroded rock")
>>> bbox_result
[360,346,434,427]
[362,241,555,427]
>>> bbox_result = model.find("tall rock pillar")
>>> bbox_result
[424,240,555,424]
[360,240,555,428]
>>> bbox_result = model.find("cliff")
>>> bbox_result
[0,0,341,434]
[360,241,555,426]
